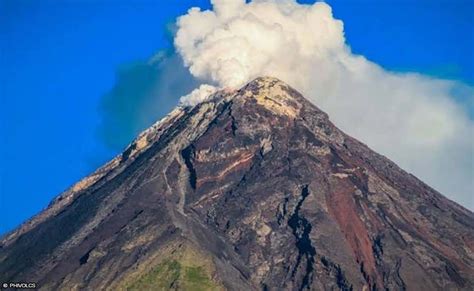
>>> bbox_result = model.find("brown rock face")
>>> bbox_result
[1,77,473,290]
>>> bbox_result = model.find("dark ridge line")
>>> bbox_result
[79,246,95,265]
[228,102,237,137]
[321,256,353,291]
[287,185,316,290]
[181,145,197,190]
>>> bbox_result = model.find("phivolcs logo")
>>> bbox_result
[2,282,37,289]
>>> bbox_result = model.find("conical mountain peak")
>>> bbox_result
[1,77,473,290]
[236,76,305,118]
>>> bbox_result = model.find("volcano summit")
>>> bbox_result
[1,77,473,290]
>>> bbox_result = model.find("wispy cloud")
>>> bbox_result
[97,50,199,151]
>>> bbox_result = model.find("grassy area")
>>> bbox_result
[126,246,222,291]
[127,260,181,290]
[182,265,216,290]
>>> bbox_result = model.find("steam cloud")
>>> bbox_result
[174,0,473,208]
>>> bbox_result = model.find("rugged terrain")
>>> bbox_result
[1,77,473,290]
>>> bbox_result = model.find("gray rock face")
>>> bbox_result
[1,77,473,290]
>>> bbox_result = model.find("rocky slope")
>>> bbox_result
[1,77,473,290]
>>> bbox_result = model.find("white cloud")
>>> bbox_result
[179,84,218,106]
[174,0,474,209]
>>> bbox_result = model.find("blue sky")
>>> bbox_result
[0,0,473,234]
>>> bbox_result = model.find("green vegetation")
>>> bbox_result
[182,265,216,290]
[127,260,180,290]
[127,259,220,291]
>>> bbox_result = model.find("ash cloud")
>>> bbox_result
[174,0,474,208]
[98,50,199,151]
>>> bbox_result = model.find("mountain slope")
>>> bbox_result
[1,77,473,290]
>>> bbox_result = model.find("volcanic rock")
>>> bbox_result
[1,77,473,290]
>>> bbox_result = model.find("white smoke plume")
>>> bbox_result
[180,84,217,106]
[174,0,474,209]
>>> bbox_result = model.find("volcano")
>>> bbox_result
[1,77,473,290]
